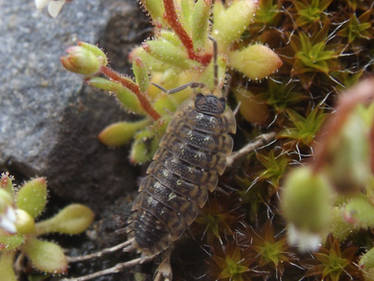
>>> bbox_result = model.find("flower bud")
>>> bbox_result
[281,167,332,234]
[61,42,108,76]
[15,209,35,235]
[229,44,282,80]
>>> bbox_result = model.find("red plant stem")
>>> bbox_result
[312,78,374,173]
[100,66,161,121]
[163,0,212,66]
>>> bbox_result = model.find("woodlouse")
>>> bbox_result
[128,91,236,257]
[62,38,275,281]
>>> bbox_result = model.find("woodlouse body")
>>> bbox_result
[129,93,236,256]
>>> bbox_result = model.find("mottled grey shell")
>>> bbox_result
[128,93,236,256]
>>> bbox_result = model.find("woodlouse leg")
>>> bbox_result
[60,253,158,281]
[153,248,173,281]
[66,238,135,263]
[226,132,277,167]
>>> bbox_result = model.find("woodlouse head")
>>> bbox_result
[195,93,226,115]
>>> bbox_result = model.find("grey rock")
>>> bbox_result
[0,0,151,212]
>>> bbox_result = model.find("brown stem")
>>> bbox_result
[100,66,161,121]
[312,78,374,173]
[163,0,212,66]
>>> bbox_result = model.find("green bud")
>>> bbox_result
[191,0,211,50]
[344,196,374,229]
[0,252,17,281]
[16,178,47,219]
[15,209,35,234]
[23,238,67,274]
[87,77,145,115]
[360,247,374,281]
[143,39,195,70]
[61,42,107,76]
[281,166,332,233]
[212,0,258,50]
[98,119,151,147]
[35,204,94,235]
[133,58,150,93]
[229,44,282,80]
[130,128,159,164]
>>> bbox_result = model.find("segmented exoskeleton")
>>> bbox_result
[128,92,236,256]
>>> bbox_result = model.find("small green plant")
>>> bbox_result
[0,172,94,280]
[61,0,282,164]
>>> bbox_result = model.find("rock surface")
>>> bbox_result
[0,0,151,212]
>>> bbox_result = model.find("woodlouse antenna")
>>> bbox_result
[152,81,205,95]
[208,36,218,90]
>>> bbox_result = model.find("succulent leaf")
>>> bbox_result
[35,204,94,235]
[229,44,282,80]
[16,178,47,219]
[87,77,145,115]
[0,252,16,281]
[212,0,258,50]
[0,234,25,250]
[22,238,67,274]
[99,119,151,147]
[191,0,210,51]
[144,39,195,70]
